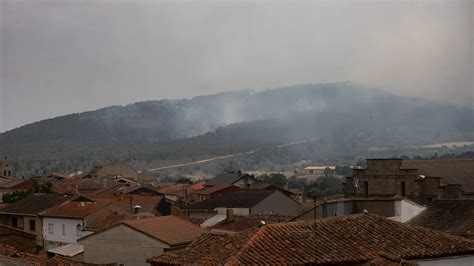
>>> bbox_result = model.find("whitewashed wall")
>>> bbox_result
[42,217,93,248]
[393,199,425,223]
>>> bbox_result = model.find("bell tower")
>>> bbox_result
[0,156,13,178]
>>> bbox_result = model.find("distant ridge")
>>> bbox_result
[1,83,473,165]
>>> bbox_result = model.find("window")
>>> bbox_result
[2,171,6,176]
[29,220,36,232]
[363,181,369,198]
[7,171,11,176]
[62,224,66,235]
[48,224,54,234]
[400,181,406,196]
[11,217,17,228]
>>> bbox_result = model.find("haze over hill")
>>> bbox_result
[1,1,472,133]
[1,83,473,173]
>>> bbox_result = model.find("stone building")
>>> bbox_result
[0,157,13,179]
[344,158,474,205]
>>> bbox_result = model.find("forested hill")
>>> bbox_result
[1,82,473,164]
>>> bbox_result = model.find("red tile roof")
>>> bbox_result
[0,180,32,190]
[148,214,474,265]
[408,199,474,238]
[123,215,209,246]
[212,215,291,232]
[156,184,189,195]
[92,194,163,212]
[195,184,239,196]
[40,201,110,219]
[86,211,135,230]
[189,181,206,191]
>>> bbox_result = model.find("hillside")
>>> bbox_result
[1,82,473,176]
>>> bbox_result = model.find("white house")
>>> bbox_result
[40,198,123,249]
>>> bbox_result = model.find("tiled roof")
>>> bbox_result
[247,183,295,196]
[0,194,72,216]
[123,215,209,246]
[0,179,32,189]
[40,201,110,219]
[0,243,97,265]
[212,215,291,232]
[189,181,206,191]
[86,211,129,230]
[195,184,239,195]
[408,199,474,238]
[156,183,190,196]
[204,173,241,187]
[183,189,276,210]
[92,194,163,212]
[402,159,474,192]
[52,179,103,195]
[204,173,255,187]
[149,214,474,265]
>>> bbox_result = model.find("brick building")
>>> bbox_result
[344,158,474,205]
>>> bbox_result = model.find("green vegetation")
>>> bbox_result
[257,173,287,187]
[306,175,343,198]
[2,181,53,203]
[1,83,472,177]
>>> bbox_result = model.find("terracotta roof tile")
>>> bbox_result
[184,189,276,210]
[189,181,206,191]
[0,194,72,215]
[212,215,291,232]
[86,211,135,230]
[123,215,209,246]
[92,194,163,212]
[156,184,189,195]
[408,199,474,238]
[41,201,110,219]
[149,214,474,265]
[0,180,32,189]
[195,184,239,196]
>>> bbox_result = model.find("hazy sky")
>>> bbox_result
[0,0,472,132]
